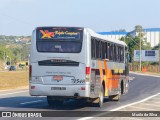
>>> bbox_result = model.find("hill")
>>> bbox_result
[0,35,31,67]
[0,35,31,44]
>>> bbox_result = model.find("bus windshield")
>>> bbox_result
[36,27,83,53]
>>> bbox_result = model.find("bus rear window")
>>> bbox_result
[36,27,83,53]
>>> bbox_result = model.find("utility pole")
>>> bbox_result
[135,25,143,72]
[139,32,142,72]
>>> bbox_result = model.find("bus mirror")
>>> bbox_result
[129,55,132,63]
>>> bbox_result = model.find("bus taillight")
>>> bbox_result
[29,65,32,80]
[86,67,90,82]
[86,67,90,75]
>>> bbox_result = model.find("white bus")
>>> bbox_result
[29,27,129,107]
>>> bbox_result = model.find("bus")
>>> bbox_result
[29,27,129,107]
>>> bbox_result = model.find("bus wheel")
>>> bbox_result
[109,81,123,101]
[109,93,121,101]
[109,89,121,101]
[98,86,104,107]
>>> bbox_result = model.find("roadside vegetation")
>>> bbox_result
[0,35,30,69]
[120,25,160,73]
[0,71,28,90]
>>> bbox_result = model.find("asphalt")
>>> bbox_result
[0,72,160,120]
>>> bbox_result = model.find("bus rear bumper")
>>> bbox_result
[29,83,90,98]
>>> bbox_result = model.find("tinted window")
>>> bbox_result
[96,40,100,58]
[91,38,96,59]
[110,44,113,60]
[36,27,83,53]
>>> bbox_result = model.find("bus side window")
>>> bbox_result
[122,47,125,62]
[116,46,119,61]
[110,44,113,61]
[91,38,96,59]
[96,40,100,59]
[102,42,106,59]
[99,41,102,59]
[120,46,124,62]
[119,46,121,62]
[107,43,110,60]
[114,44,117,62]
[116,45,118,62]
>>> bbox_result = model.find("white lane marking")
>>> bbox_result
[141,103,160,107]
[78,117,143,120]
[129,77,135,81]
[77,92,160,120]
[124,118,142,120]
[128,105,156,111]
[78,117,94,120]
[20,100,43,105]
[151,97,160,100]
[116,118,143,120]
[111,92,160,111]
[0,90,28,96]
[145,101,160,104]
[130,72,160,78]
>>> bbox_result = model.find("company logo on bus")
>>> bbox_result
[40,30,55,38]
[53,75,63,82]
[39,29,80,39]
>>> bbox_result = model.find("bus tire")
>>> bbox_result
[98,85,104,107]
[109,82,123,101]
[109,80,124,101]
[109,94,121,101]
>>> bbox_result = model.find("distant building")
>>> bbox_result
[98,31,127,40]
[98,28,160,47]
[129,28,160,47]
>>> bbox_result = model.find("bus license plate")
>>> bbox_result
[51,87,66,90]
[53,75,63,81]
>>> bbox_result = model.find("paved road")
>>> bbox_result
[0,73,160,120]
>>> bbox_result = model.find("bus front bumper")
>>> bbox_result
[29,83,90,98]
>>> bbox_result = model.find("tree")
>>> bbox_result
[152,43,160,50]
[120,27,151,57]
[135,25,143,33]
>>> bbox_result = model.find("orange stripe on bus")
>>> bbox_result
[104,60,108,96]
[98,60,103,83]
[103,60,112,91]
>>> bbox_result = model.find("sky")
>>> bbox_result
[0,0,160,36]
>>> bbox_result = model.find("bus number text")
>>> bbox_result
[71,79,85,83]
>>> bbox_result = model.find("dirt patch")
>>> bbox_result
[0,71,29,90]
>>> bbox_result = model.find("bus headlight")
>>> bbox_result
[31,77,43,83]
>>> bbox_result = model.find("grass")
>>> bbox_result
[0,71,29,90]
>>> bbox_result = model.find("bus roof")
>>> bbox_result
[86,28,127,46]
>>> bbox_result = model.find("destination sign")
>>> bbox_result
[38,28,81,40]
